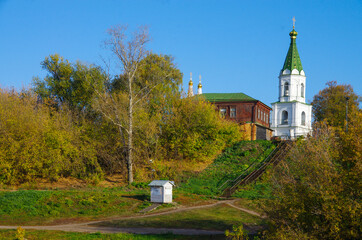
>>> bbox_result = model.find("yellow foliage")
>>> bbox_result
[15,226,25,240]
[0,89,103,185]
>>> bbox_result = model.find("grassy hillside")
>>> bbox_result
[180,140,275,196]
[0,188,146,225]
[0,187,216,226]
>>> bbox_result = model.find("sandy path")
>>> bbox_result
[0,199,261,235]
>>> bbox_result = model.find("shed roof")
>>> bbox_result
[148,180,175,187]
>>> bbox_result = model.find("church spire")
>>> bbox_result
[197,75,202,95]
[282,17,303,73]
[188,72,194,97]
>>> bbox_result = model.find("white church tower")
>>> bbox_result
[271,21,312,139]
[197,75,202,95]
[187,72,194,97]
[188,73,203,96]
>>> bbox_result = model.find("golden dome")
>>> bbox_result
[289,29,298,38]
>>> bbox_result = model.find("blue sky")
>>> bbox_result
[0,0,361,106]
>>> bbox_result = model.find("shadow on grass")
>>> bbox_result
[121,194,149,201]
[96,218,266,233]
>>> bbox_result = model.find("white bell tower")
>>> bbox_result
[271,19,312,139]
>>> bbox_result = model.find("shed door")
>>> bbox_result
[151,187,163,203]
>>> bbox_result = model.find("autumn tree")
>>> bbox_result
[33,54,106,113]
[263,81,361,239]
[312,81,360,129]
[0,88,102,185]
[263,122,361,239]
[160,96,244,162]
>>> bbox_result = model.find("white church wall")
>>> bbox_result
[272,92,312,139]
[279,74,306,103]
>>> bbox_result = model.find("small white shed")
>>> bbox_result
[148,180,175,203]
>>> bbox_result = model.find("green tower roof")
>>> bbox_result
[282,28,303,73]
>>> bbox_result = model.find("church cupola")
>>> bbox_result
[188,72,194,97]
[278,18,306,103]
[197,75,202,95]
[281,27,304,76]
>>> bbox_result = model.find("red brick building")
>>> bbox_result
[202,93,273,140]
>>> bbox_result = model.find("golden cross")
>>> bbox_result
[292,16,296,29]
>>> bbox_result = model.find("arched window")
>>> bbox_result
[301,111,306,126]
[284,82,289,96]
[281,111,288,125]
[301,83,305,97]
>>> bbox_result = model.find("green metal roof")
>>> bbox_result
[201,93,256,102]
[282,29,303,73]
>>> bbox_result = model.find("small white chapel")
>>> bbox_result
[271,21,313,139]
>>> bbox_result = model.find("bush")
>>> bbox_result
[0,89,103,185]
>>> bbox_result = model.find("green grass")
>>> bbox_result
[232,181,272,199]
[181,140,275,196]
[0,187,217,226]
[0,187,152,225]
[95,204,264,231]
[0,229,225,240]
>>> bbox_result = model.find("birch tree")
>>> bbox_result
[98,25,150,184]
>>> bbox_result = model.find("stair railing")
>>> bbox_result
[217,142,280,193]
[222,140,293,197]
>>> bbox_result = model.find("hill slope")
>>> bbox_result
[181,140,275,196]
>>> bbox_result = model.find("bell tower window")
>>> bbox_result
[301,83,305,97]
[301,111,306,125]
[281,110,288,125]
[284,82,289,96]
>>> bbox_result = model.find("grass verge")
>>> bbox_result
[0,229,225,240]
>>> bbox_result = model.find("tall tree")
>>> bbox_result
[312,81,360,129]
[96,25,150,184]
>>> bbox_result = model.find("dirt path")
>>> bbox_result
[224,202,264,218]
[0,199,260,235]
